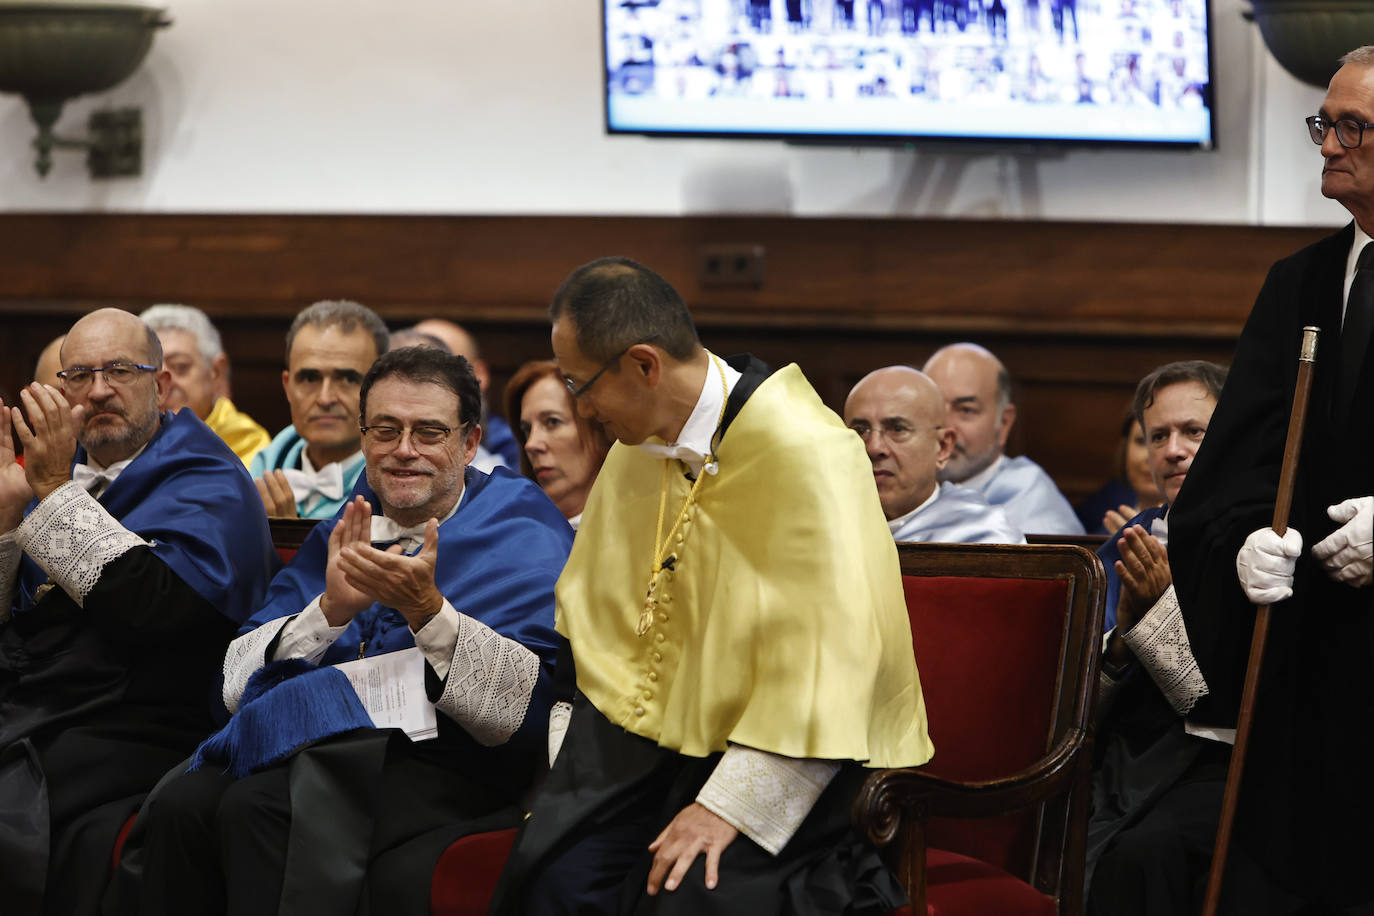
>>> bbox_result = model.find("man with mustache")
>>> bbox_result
[843,365,1023,544]
[0,308,276,916]
[251,300,389,518]
[922,341,1084,536]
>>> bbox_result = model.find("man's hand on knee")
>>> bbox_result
[646,802,739,895]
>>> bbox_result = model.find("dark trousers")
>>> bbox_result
[498,696,897,916]
[121,737,519,916]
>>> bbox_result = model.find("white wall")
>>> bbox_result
[0,0,1351,227]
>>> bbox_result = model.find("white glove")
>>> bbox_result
[1311,497,1373,588]
[1236,527,1303,604]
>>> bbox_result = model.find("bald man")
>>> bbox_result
[33,334,65,388]
[411,319,520,470]
[0,309,275,916]
[845,367,1022,544]
[923,343,1083,536]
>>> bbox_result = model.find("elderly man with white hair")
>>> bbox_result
[139,303,270,466]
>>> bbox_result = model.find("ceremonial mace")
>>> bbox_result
[1201,325,1320,916]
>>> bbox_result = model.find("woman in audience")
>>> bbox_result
[504,360,611,530]
[1075,410,1163,534]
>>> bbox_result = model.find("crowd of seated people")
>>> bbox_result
[0,283,1256,916]
[6,72,1374,908]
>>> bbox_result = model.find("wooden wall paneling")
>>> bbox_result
[0,213,1330,505]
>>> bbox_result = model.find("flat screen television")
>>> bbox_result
[604,0,1215,148]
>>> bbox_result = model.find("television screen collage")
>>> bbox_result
[605,0,1214,146]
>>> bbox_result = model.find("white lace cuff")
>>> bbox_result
[0,532,19,624]
[548,700,572,768]
[14,482,145,608]
[275,596,349,664]
[435,609,541,747]
[696,746,842,855]
[222,615,294,714]
[1121,585,1209,716]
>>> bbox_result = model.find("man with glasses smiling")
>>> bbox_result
[0,308,275,916]
[120,346,572,916]
[844,366,1022,544]
[1163,45,1374,914]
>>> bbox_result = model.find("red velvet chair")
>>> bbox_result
[854,542,1106,916]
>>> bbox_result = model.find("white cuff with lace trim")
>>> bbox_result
[696,746,841,855]
[14,481,145,608]
[435,607,540,747]
[0,532,19,623]
[547,700,572,768]
[1121,585,1209,716]
[222,616,294,714]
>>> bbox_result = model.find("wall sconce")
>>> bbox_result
[0,3,170,178]
[1247,0,1373,89]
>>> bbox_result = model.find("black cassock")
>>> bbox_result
[1169,223,1374,914]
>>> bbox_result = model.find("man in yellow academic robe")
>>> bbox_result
[491,257,932,915]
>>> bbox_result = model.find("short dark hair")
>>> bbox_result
[548,257,700,363]
[1132,360,1228,427]
[285,300,389,365]
[359,346,482,430]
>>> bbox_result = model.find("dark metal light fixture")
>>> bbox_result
[1247,0,1374,89]
[0,2,170,178]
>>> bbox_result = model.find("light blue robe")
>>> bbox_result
[249,425,365,520]
[890,482,1025,545]
[970,455,1085,536]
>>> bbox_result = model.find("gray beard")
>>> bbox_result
[79,406,160,464]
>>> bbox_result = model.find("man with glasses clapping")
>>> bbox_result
[0,307,275,916]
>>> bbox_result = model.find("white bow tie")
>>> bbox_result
[72,463,124,494]
[636,442,720,476]
[280,463,346,504]
[369,515,429,552]
[1150,514,1169,547]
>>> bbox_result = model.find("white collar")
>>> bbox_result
[73,441,150,496]
[887,486,940,536]
[301,446,363,477]
[636,351,741,475]
[960,454,1005,492]
[369,490,465,553]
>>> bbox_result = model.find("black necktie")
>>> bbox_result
[1337,242,1374,420]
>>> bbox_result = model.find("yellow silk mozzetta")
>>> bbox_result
[205,397,271,468]
[557,363,933,768]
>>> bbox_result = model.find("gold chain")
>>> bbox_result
[637,354,729,636]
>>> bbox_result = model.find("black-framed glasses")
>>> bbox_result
[56,362,158,392]
[360,424,457,448]
[564,333,661,399]
[848,420,943,444]
[1306,115,1374,149]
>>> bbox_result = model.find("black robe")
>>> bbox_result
[1168,223,1374,913]
[0,412,276,916]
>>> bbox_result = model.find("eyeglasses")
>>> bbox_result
[56,362,158,392]
[564,333,661,399]
[360,424,458,448]
[848,420,942,444]
[1306,115,1374,149]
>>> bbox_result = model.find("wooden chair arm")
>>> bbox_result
[853,725,1088,848]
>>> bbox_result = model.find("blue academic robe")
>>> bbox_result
[241,465,572,780]
[16,409,276,622]
[483,414,521,470]
[1097,504,1169,633]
